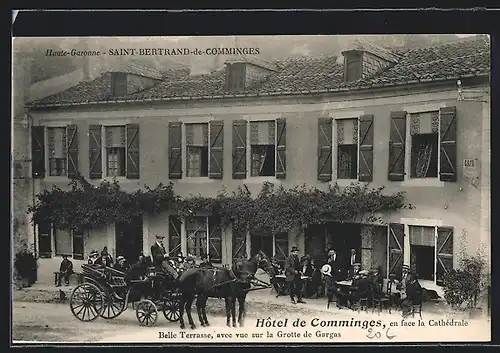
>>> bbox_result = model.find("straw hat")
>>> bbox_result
[116,256,125,262]
[402,264,410,271]
[321,264,332,276]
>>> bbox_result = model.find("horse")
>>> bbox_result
[177,250,274,329]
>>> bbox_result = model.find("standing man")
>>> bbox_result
[327,249,343,280]
[285,246,306,304]
[151,234,178,280]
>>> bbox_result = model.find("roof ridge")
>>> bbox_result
[400,50,489,69]
[396,34,488,52]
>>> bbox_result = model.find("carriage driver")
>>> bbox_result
[151,234,179,281]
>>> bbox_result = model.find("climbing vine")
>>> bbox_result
[29,176,411,236]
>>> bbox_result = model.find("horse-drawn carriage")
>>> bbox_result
[69,263,180,327]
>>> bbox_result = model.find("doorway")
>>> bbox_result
[411,245,435,281]
[251,233,273,259]
[116,216,143,265]
[326,222,362,270]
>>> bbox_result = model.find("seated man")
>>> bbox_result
[308,259,324,298]
[57,254,73,286]
[184,254,196,270]
[113,256,129,273]
[401,273,423,318]
[350,270,373,308]
[347,262,361,280]
[88,250,99,265]
[321,264,340,306]
[151,234,178,281]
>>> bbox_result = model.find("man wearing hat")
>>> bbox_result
[57,254,73,286]
[321,264,338,305]
[151,234,178,280]
[113,256,129,273]
[394,264,411,306]
[88,250,99,265]
[347,262,362,280]
[284,246,306,304]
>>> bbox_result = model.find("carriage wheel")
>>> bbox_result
[100,291,126,319]
[136,299,158,327]
[162,298,181,322]
[69,283,104,322]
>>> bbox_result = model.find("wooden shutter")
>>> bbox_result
[388,111,407,181]
[274,232,289,266]
[439,106,457,182]
[126,123,140,179]
[168,122,182,179]
[208,217,222,263]
[168,215,182,255]
[31,126,45,178]
[436,227,453,285]
[358,114,374,182]
[232,120,247,179]
[276,118,287,179]
[388,223,404,276]
[89,125,102,179]
[317,117,333,181]
[209,120,224,179]
[37,222,51,258]
[72,229,84,260]
[66,125,79,178]
[232,229,247,260]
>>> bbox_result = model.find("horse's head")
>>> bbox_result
[255,250,275,278]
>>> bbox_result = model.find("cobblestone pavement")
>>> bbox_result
[12,300,490,344]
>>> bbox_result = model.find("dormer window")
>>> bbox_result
[343,50,363,82]
[110,72,128,97]
[225,63,246,91]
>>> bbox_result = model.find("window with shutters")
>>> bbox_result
[41,124,79,179]
[397,105,457,184]
[105,126,126,177]
[250,231,288,266]
[185,123,209,177]
[47,127,67,176]
[184,216,222,263]
[409,111,439,179]
[248,120,276,177]
[225,63,246,91]
[54,228,85,260]
[335,118,359,180]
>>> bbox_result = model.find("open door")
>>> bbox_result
[387,223,404,277]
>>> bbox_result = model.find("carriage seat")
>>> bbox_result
[54,271,84,286]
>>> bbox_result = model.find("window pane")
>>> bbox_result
[73,231,84,260]
[186,217,207,258]
[251,145,275,176]
[48,127,67,158]
[107,147,125,176]
[49,158,67,176]
[54,229,72,256]
[105,126,126,147]
[337,144,358,179]
[410,133,438,178]
[187,146,201,177]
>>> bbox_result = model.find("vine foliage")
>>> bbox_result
[29,176,410,235]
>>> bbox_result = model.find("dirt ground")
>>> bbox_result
[12,300,491,344]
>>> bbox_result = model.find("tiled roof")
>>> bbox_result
[30,35,490,107]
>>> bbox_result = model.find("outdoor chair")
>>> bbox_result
[349,286,369,313]
[412,303,423,319]
[373,279,394,314]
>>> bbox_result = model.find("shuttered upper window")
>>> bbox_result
[388,106,457,183]
[32,125,79,179]
[231,118,286,180]
[317,115,373,183]
[168,120,224,180]
[88,124,140,180]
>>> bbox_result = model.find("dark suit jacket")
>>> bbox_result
[328,255,343,280]
[284,254,301,282]
[151,242,167,266]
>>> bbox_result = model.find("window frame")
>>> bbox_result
[244,115,280,181]
[37,223,86,260]
[182,215,221,263]
[184,122,210,179]
[43,122,71,180]
[331,114,362,186]
[399,218,443,286]
[103,125,127,178]
[402,103,447,187]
